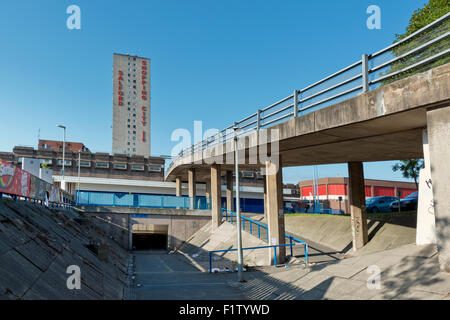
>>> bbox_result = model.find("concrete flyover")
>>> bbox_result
[165,63,450,270]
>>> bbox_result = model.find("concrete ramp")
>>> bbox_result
[0,199,129,300]
[282,214,416,255]
[178,221,271,271]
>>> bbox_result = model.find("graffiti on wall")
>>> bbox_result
[0,160,64,202]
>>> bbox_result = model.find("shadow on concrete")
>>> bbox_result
[380,247,443,299]
[229,269,333,300]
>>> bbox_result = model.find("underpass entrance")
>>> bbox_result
[132,224,169,251]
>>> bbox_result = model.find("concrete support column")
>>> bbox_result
[416,129,437,245]
[348,161,368,251]
[211,165,222,230]
[175,177,182,197]
[265,160,285,265]
[205,178,211,209]
[226,170,234,212]
[188,168,196,209]
[427,105,450,272]
[263,175,268,221]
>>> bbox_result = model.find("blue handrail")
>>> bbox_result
[221,208,309,265]
[209,243,300,272]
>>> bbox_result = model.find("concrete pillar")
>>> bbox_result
[427,105,450,272]
[188,168,196,209]
[226,170,234,212]
[175,177,182,197]
[416,129,437,245]
[205,178,211,209]
[348,161,368,251]
[211,165,222,230]
[263,175,268,221]
[265,160,285,265]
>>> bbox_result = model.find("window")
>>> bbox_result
[113,163,127,170]
[95,162,109,169]
[57,159,72,166]
[131,164,144,171]
[39,158,53,165]
[148,165,162,172]
[242,171,255,178]
[79,160,91,167]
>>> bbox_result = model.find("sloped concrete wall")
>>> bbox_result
[0,199,129,300]
[178,221,270,270]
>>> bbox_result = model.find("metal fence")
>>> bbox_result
[222,208,309,264]
[169,13,450,172]
[76,190,210,210]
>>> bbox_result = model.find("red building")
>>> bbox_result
[39,139,90,153]
[299,177,417,213]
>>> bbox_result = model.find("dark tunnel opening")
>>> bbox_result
[132,233,168,251]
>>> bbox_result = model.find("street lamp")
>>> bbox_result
[234,125,245,282]
[56,125,66,183]
[77,150,81,204]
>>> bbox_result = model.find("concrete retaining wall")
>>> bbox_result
[0,200,129,300]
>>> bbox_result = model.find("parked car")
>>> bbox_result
[390,192,418,211]
[366,196,398,213]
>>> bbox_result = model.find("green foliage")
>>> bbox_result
[395,0,450,40]
[380,0,450,85]
[40,162,49,169]
[392,159,424,189]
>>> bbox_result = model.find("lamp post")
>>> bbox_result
[57,125,66,184]
[77,150,81,204]
[234,125,244,282]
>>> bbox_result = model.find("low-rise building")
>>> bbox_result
[299,177,417,213]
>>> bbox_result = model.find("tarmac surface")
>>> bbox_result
[132,250,246,300]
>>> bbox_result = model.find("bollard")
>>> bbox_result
[290,237,293,257]
[274,247,277,266]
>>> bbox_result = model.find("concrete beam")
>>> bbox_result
[265,160,285,264]
[188,168,196,209]
[226,170,234,212]
[211,165,222,230]
[427,104,450,272]
[175,177,182,197]
[348,161,368,250]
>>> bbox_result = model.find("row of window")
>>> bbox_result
[18,157,161,172]
[77,161,162,172]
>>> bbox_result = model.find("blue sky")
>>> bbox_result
[0,0,427,183]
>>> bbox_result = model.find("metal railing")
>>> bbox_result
[222,208,309,264]
[168,13,450,172]
[209,243,300,272]
[0,192,75,210]
[76,190,211,210]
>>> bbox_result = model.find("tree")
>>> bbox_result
[392,159,424,190]
[381,0,450,85]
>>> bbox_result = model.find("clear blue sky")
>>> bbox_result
[0,0,427,184]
